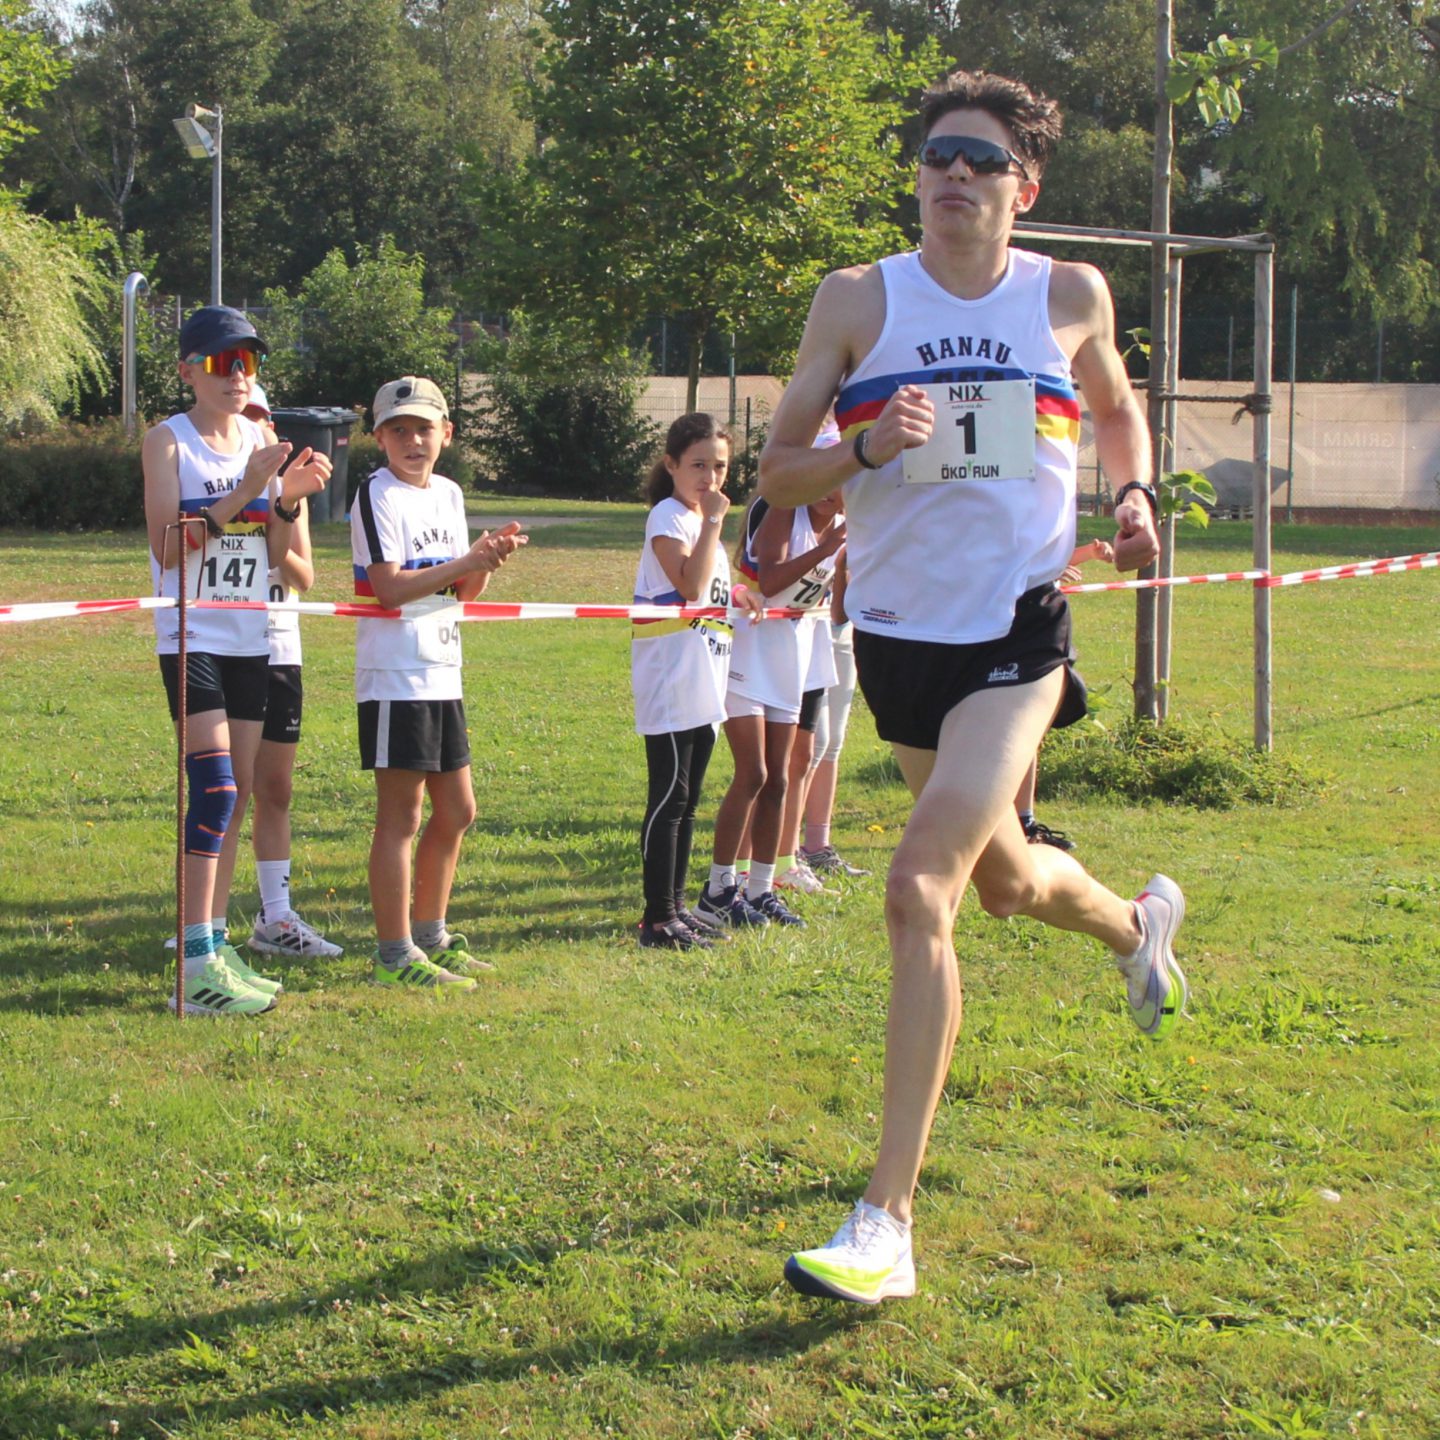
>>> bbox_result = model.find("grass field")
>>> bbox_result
[0,505,1437,1440]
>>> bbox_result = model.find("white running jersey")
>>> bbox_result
[350,467,469,702]
[835,248,1081,643]
[631,497,734,735]
[265,565,302,668]
[728,499,839,709]
[152,412,271,657]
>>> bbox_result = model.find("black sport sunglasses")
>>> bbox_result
[918,133,1030,181]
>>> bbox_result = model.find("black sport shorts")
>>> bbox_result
[358,698,471,773]
[797,687,824,734]
[261,664,304,744]
[853,584,1079,751]
[159,651,270,723]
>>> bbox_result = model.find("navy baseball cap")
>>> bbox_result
[178,305,267,359]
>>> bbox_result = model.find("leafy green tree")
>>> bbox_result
[467,0,938,404]
[1183,0,1440,330]
[0,0,67,161]
[258,237,457,411]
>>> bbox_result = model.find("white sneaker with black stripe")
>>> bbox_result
[166,956,276,1016]
[248,913,343,959]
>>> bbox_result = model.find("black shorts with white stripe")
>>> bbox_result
[358,698,471,773]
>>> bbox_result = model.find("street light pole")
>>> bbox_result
[210,106,222,305]
[172,103,223,305]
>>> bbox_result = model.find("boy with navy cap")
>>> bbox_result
[143,305,333,1015]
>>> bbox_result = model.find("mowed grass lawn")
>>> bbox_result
[0,503,1437,1440]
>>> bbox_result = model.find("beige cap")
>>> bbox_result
[372,376,448,429]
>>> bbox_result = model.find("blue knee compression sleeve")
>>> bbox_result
[185,750,237,858]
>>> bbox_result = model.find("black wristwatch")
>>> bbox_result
[198,506,225,537]
[273,495,301,523]
[852,430,881,471]
[1114,480,1158,516]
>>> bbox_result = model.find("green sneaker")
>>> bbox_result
[167,956,277,1017]
[428,932,494,977]
[216,939,283,996]
[372,954,477,991]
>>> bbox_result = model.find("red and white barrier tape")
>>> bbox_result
[3,550,1436,625]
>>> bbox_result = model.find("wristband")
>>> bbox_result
[852,430,881,471]
[704,513,723,526]
[198,507,225,538]
[273,496,301,523]
[1114,480,1158,516]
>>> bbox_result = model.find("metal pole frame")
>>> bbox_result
[1156,251,1183,720]
[122,272,149,434]
[1012,217,1277,745]
[1253,252,1275,751]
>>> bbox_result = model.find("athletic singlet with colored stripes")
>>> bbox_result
[834,248,1080,644]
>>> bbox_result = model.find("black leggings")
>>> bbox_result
[640,725,717,924]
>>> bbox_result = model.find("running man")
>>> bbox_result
[759,69,1188,1303]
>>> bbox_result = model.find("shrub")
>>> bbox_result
[468,317,656,499]
[0,419,143,529]
[1039,714,1325,809]
[259,239,458,413]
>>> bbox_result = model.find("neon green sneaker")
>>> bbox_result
[372,954,477,991]
[166,956,276,1017]
[215,939,283,996]
[428,932,494,977]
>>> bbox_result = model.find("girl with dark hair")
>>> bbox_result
[630,413,761,948]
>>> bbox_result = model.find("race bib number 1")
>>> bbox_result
[901,378,1037,485]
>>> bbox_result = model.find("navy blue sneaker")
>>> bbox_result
[751,891,807,928]
[695,885,769,928]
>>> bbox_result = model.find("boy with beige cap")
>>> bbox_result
[349,377,526,988]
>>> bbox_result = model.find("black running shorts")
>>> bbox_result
[159,652,270,723]
[854,584,1077,751]
[358,698,471,773]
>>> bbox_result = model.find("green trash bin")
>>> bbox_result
[269,406,359,525]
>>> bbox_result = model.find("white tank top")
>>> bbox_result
[728,500,839,708]
[835,248,1080,644]
[151,412,271,657]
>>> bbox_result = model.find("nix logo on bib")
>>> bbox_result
[987,662,1021,684]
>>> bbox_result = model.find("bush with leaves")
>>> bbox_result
[468,318,657,499]
[259,238,457,414]
[0,419,142,528]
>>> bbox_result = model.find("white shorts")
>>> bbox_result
[724,692,799,726]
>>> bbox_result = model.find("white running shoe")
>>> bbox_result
[784,1199,916,1303]
[1115,873,1188,1038]
[248,913,344,959]
[775,860,831,895]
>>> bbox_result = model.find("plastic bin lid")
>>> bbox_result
[271,406,359,424]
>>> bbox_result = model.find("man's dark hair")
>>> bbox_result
[919,70,1064,179]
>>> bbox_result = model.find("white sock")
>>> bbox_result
[709,862,737,894]
[746,862,775,900]
[256,860,292,922]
